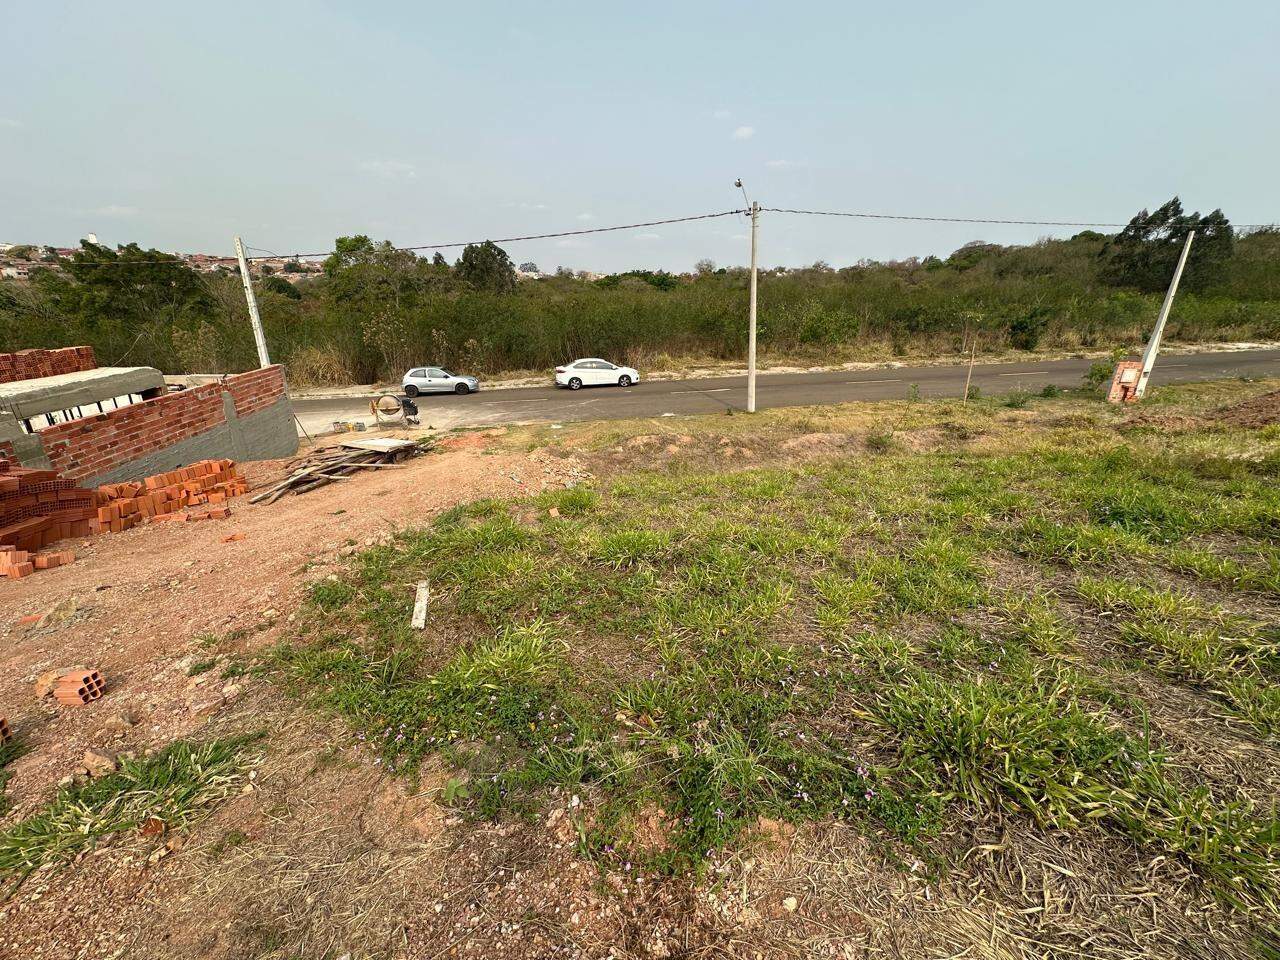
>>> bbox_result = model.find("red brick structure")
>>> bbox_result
[1,345,296,485]
[0,347,97,384]
[37,365,292,483]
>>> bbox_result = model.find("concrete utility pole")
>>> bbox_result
[747,201,760,413]
[234,236,272,368]
[1134,230,1194,400]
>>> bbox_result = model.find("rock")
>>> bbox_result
[782,896,798,913]
[222,683,243,700]
[189,698,223,717]
[104,710,138,732]
[83,749,117,777]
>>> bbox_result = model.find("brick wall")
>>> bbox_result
[0,346,97,383]
[37,365,289,481]
[223,364,287,417]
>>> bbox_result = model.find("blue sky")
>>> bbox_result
[3,1,1277,272]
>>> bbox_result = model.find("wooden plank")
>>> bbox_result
[410,581,430,630]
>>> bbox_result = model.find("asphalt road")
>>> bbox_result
[291,348,1280,434]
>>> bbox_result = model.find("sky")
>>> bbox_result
[3,1,1278,273]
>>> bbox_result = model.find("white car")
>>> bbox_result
[402,366,479,397]
[554,358,640,390]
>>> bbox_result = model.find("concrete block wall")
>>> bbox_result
[0,347,97,383]
[27,366,297,485]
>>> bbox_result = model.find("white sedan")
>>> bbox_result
[554,358,640,390]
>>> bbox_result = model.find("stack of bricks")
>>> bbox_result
[0,346,97,384]
[0,457,250,581]
[95,458,248,529]
[0,461,94,578]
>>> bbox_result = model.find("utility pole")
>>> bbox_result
[746,200,760,413]
[1134,230,1194,400]
[234,236,272,368]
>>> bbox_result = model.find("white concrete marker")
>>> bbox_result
[411,581,431,630]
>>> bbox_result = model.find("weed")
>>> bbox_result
[865,429,895,454]
[0,737,259,882]
[187,658,218,677]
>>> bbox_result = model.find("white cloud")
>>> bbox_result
[576,212,595,221]
[712,109,731,120]
[635,233,661,241]
[555,237,586,248]
[731,125,755,140]
[519,201,550,211]
[0,117,21,129]
[765,159,799,169]
[728,233,748,241]
[358,159,417,180]
[93,204,139,218]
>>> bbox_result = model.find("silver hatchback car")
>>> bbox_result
[402,366,479,397]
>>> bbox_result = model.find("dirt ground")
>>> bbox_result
[0,431,597,958]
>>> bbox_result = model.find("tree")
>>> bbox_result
[456,241,516,293]
[261,275,301,300]
[1100,198,1234,293]
[518,261,540,274]
[695,258,716,276]
[431,252,448,268]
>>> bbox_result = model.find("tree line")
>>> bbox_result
[2,198,1276,384]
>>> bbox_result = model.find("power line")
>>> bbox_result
[246,209,749,260]
[16,205,1277,269]
[25,210,748,267]
[763,207,1276,231]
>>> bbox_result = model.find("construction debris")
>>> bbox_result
[411,581,430,629]
[251,438,429,504]
[96,459,249,529]
[54,668,106,706]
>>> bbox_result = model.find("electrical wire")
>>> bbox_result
[247,209,749,260]
[29,210,747,267]
[763,207,1275,231]
[16,205,1276,268]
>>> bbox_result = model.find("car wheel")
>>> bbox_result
[454,383,470,395]
[404,384,419,398]
[568,377,582,390]
[618,375,632,388]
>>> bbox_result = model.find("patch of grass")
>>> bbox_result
[1076,575,1280,732]
[865,428,896,453]
[0,737,259,883]
[187,658,218,677]
[871,661,1280,908]
[273,391,1280,909]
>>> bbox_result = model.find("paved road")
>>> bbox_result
[292,348,1280,434]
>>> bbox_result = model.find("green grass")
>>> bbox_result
[0,737,259,884]
[271,395,1280,907]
